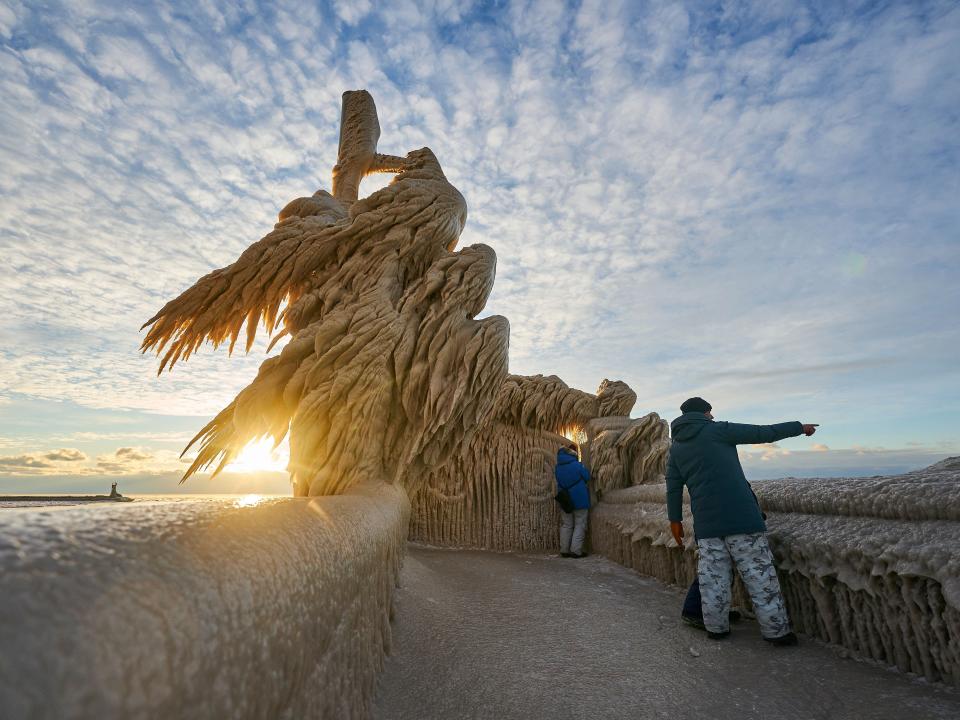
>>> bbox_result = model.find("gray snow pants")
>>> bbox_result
[696,532,791,638]
[560,508,589,555]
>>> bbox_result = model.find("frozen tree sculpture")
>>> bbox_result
[143,91,509,495]
[142,91,668,506]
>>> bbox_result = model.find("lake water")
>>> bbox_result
[0,493,283,509]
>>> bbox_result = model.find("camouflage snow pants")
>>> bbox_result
[696,532,791,638]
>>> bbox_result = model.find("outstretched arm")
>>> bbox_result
[716,420,808,445]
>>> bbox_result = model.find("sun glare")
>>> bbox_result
[225,437,289,473]
[235,494,263,507]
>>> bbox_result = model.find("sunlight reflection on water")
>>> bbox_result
[234,494,263,508]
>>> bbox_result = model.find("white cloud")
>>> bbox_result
[0,447,87,473]
[333,0,372,26]
[43,448,87,461]
[114,447,153,461]
[93,446,185,475]
[739,442,792,462]
[0,2,21,40]
[0,454,55,472]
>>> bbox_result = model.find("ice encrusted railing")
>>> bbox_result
[0,483,409,719]
[589,457,960,685]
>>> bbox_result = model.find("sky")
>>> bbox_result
[1,0,958,493]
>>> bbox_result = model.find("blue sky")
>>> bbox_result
[1,0,958,492]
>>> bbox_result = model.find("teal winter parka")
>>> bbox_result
[665,413,803,540]
[555,448,591,510]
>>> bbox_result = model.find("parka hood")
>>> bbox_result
[556,448,577,464]
[671,412,712,441]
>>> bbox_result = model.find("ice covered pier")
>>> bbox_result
[2,461,959,719]
[374,545,960,720]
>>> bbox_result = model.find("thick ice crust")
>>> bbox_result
[409,422,568,551]
[0,483,410,719]
[590,461,960,685]
[752,456,960,521]
[408,381,669,551]
[408,374,613,551]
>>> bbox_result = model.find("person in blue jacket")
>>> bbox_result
[555,443,591,558]
[666,397,818,645]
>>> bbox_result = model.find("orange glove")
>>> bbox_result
[670,521,685,547]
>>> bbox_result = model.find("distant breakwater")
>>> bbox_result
[0,495,133,506]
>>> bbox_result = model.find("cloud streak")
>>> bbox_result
[43,448,87,461]
[0,444,171,476]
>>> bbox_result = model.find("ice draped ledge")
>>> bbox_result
[0,483,410,719]
[590,457,960,685]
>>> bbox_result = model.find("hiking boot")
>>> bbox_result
[682,612,739,631]
[571,552,588,559]
[707,630,730,640]
[764,632,799,647]
[681,614,705,630]
[560,552,573,558]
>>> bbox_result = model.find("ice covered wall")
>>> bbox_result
[409,421,568,550]
[409,377,670,550]
[409,374,609,550]
[0,483,409,719]
[590,457,960,685]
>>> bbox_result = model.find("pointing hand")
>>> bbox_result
[802,424,819,436]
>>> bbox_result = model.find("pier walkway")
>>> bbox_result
[374,545,960,720]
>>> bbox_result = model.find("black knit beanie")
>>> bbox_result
[680,397,712,414]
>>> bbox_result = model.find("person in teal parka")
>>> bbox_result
[666,396,818,645]
[555,443,590,558]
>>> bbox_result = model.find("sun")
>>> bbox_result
[224,437,289,473]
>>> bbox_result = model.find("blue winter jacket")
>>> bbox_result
[666,412,803,540]
[555,448,590,510]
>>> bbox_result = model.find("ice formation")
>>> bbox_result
[142,90,509,497]
[590,458,960,684]
[0,484,409,719]
[409,376,670,549]
[141,91,670,515]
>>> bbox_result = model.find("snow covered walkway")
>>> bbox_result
[374,544,960,720]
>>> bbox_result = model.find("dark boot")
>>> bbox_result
[681,614,705,630]
[764,632,799,647]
